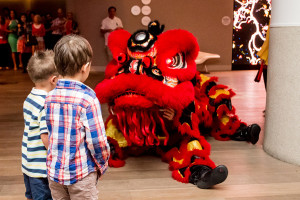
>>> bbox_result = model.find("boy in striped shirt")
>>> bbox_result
[22,50,58,200]
[45,35,110,200]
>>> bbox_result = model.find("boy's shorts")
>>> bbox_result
[23,173,52,200]
[48,172,98,200]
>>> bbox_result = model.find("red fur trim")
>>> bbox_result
[95,74,195,111]
[214,90,236,104]
[178,123,200,139]
[167,137,213,170]
[107,137,124,159]
[195,100,214,127]
[198,76,219,95]
[211,115,243,140]
[216,105,236,120]
[108,159,125,168]
[104,30,132,79]
[108,29,131,60]
[107,136,126,168]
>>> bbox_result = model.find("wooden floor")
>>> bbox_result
[1,70,300,200]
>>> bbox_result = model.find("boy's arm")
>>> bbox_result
[39,108,49,149]
[85,97,110,175]
[40,133,49,149]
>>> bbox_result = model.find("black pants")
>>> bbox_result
[22,52,32,73]
[50,34,63,50]
[263,68,267,90]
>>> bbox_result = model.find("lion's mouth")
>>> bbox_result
[115,90,146,99]
[112,89,154,109]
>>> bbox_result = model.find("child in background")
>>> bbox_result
[65,12,79,35]
[22,50,58,200]
[32,14,45,51]
[45,35,110,200]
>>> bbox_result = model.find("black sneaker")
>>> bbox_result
[231,124,261,144]
[189,165,228,189]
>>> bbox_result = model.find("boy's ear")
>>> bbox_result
[50,75,58,84]
[82,62,91,73]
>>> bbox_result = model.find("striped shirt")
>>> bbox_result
[45,79,110,185]
[22,88,48,178]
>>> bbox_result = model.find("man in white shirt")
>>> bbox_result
[100,6,123,62]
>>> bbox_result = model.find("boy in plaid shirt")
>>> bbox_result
[45,35,110,200]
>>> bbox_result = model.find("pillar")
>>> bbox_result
[263,0,300,165]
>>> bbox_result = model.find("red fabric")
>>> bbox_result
[65,20,73,35]
[0,24,8,44]
[32,24,45,37]
[255,62,264,82]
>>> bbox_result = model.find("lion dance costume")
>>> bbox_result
[95,21,261,189]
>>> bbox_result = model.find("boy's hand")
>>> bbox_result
[160,108,175,121]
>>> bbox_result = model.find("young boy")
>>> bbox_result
[45,35,110,200]
[22,50,58,200]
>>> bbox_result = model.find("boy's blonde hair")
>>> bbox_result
[54,34,93,77]
[27,50,58,83]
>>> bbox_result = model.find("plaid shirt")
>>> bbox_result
[45,79,110,185]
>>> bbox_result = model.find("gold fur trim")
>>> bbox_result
[106,119,128,147]
[209,89,230,99]
[187,140,202,151]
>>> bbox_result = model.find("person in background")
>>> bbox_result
[65,11,79,35]
[32,14,45,51]
[7,9,19,70]
[50,8,66,49]
[0,15,10,70]
[29,11,36,24]
[17,13,33,73]
[100,6,123,62]
[44,13,53,50]
[2,7,10,26]
[17,13,27,69]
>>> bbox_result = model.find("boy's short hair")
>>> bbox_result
[27,50,57,83]
[54,34,93,77]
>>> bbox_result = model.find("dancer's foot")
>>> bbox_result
[230,124,261,144]
[189,165,228,189]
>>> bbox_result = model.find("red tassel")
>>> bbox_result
[255,62,264,82]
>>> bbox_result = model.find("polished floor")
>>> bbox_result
[1,70,300,200]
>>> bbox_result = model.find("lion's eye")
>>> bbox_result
[152,68,161,75]
[166,53,187,69]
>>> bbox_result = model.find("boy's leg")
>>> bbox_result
[68,172,98,200]
[48,178,70,200]
[23,174,33,200]
[29,177,52,200]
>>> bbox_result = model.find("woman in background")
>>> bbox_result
[44,13,52,50]
[7,10,18,70]
[0,15,10,70]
